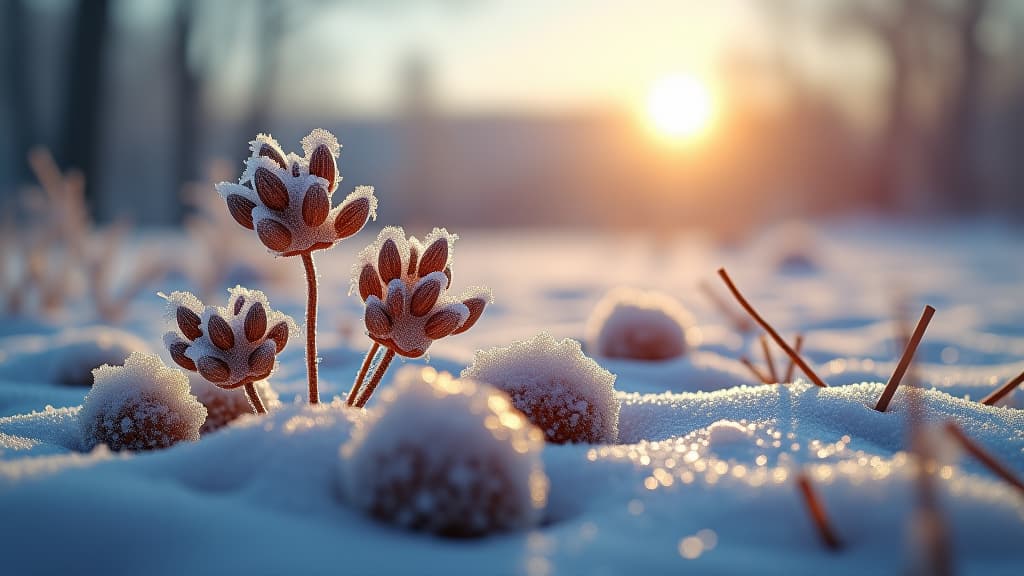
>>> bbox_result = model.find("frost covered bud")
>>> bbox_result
[462,333,620,444]
[162,286,297,390]
[584,287,693,361]
[339,367,548,537]
[215,129,378,257]
[350,227,491,358]
[80,352,207,451]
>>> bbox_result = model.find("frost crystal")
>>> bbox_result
[585,287,693,361]
[339,367,548,537]
[462,333,620,444]
[80,352,206,451]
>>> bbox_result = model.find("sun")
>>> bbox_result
[645,75,715,141]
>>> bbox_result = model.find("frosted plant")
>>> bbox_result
[585,287,693,361]
[189,375,280,434]
[339,366,548,537]
[215,130,377,404]
[462,333,620,444]
[80,352,206,451]
[162,286,297,415]
[347,226,492,407]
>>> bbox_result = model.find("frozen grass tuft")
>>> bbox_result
[585,287,693,361]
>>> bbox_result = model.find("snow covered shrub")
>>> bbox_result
[585,287,692,361]
[80,352,206,451]
[340,366,548,537]
[162,286,296,414]
[49,327,150,387]
[190,376,280,434]
[347,227,492,407]
[215,129,378,404]
[461,333,620,444]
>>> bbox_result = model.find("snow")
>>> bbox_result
[585,287,693,361]
[462,333,620,444]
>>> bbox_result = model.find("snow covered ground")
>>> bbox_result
[1,222,1023,575]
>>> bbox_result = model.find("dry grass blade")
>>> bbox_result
[760,335,779,383]
[740,356,772,384]
[980,369,1024,407]
[795,471,843,550]
[717,268,827,387]
[874,305,935,412]
[783,334,804,383]
[944,421,1024,495]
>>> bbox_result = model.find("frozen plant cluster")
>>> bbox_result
[462,333,620,444]
[80,352,206,451]
[585,287,693,361]
[339,367,548,537]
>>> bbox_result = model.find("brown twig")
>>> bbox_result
[355,349,396,408]
[783,334,804,383]
[760,335,779,383]
[717,268,827,387]
[244,381,268,415]
[301,251,320,404]
[874,305,935,412]
[944,421,1024,495]
[980,369,1024,407]
[795,471,843,550]
[347,342,380,406]
[740,356,772,384]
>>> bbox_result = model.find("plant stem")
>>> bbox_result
[348,342,380,406]
[301,251,320,404]
[760,335,778,383]
[875,305,935,412]
[795,471,842,550]
[981,369,1024,406]
[355,349,396,408]
[244,381,267,414]
[783,334,804,384]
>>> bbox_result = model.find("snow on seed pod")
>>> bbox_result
[584,287,694,361]
[339,366,548,537]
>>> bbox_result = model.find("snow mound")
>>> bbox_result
[462,333,620,444]
[585,287,693,361]
[340,366,548,537]
[0,327,149,387]
[80,352,207,451]
[189,375,280,434]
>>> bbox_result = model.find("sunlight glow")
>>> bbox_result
[645,74,715,140]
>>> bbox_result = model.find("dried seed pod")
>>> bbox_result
[245,302,267,343]
[309,145,336,191]
[385,282,405,320]
[168,340,196,371]
[335,198,370,240]
[254,167,289,211]
[248,342,276,377]
[359,264,383,301]
[452,298,487,335]
[410,279,441,317]
[232,296,246,315]
[407,245,420,276]
[207,315,235,350]
[197,356,231,383]
[266,322,290,353]
[418,238,448,277]
[177,307,202,341]
[302,183,330,227]
[365,300,392,336]
[258,143,287,169]
[425,309,461,340]
[226,194,256,230]
[257,219,292,252]
[378,239,402,283]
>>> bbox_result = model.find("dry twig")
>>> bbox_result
[874,305,935,412]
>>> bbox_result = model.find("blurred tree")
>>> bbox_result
[3,0,33,189]
[172,0,201,223]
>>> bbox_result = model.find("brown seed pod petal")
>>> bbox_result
[410,279,441,317]
[378,239,402,283]
[302,183,329,227]
[177,307,202,341]
[424,309,462,340]
[248,342,276,377]
[258,143,287,169]
[443,267,452,289]
[452,298,487,335]
[358,264,383,301]
[418,238,449,277]
[232,295,246,315]
[254,167,290,211]
[309,144,337,192]
[385,284,404,320]
[257,219,292,252]
[266,322,290,353]
[226,194,256,230]
[168,340,196,371]
[407,245,419,276]
[197,356,230,383]
[334,198,370,240]
[244,302,267,343]
[208,315,235,350]
[365,300,392,336]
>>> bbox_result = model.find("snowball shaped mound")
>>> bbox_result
[340,366,548,538]
[80,352,207,452]
[189,376,280,434]
[585,288,693,361]
[49,327,150,387]
[462,333,620,444]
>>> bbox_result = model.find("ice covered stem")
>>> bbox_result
[874,305,935,412]
[717,268,828,387]
[301,251,320,404]
[795,471,843,551]
[244,381,267,414]
[354,349,396,408]
[347,342,380,405]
